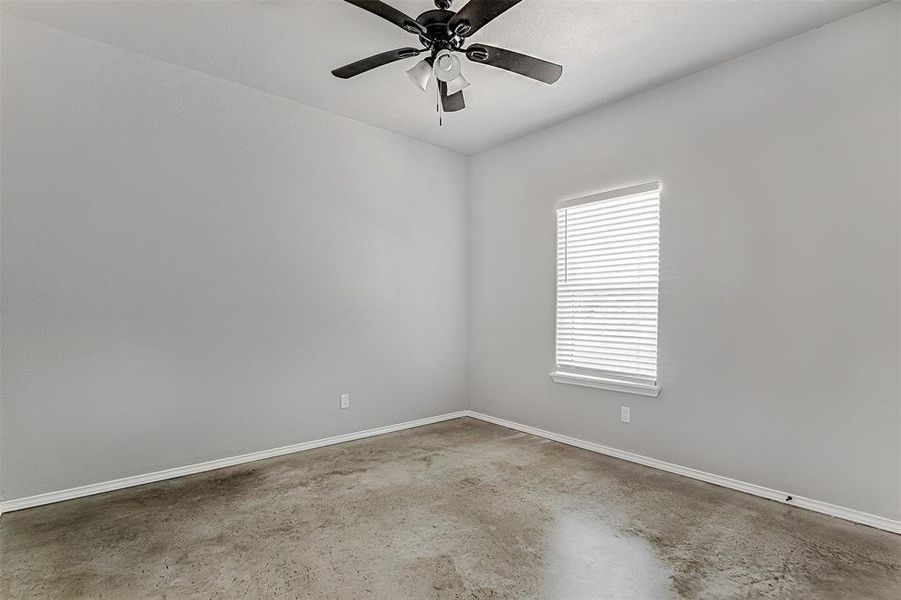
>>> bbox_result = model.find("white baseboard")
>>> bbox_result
[463,410,901,535]
[0,411,469,514]
[3,409,898,536]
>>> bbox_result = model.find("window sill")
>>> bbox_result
[549,371,660,397]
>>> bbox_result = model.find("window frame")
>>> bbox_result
[550,181,661,397]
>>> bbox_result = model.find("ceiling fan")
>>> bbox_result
[331,0,563,114]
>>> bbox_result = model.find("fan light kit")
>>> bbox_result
[332,0,563,123]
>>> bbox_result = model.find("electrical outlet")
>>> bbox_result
[620,406,631,423]
[340,393,350,409]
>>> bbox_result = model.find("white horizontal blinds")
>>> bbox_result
[556,183,660,384]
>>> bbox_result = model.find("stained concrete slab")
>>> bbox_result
[1,417,899,598]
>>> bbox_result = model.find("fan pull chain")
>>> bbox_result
[436,86,442,126]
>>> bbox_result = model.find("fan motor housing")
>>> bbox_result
[416,9,463,52]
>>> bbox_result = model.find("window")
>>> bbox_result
[551,181,661,396]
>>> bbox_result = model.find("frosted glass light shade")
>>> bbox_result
[433,50,461,82]
[445,74,470,96]
[406,59,432,91]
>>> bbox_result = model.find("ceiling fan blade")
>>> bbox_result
[447,0,522,38]
[332,47,423,79]
[342,0,427,35]
[465,44,562,84]
[439,81,465,112]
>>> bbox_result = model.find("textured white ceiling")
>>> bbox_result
[2,0,885,154]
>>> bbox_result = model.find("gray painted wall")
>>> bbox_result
[1,16,468,500]
[468,4,901,521]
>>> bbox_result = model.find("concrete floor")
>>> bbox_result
[1,418,899,599]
